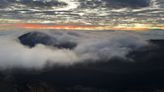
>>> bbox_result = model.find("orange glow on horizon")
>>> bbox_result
[0,23,164,31]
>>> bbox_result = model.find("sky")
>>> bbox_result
[0,0,163,30]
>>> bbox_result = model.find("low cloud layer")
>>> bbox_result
[0,31,149,69]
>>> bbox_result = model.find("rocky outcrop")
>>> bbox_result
[18,31,77,49]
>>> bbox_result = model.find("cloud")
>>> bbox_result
[75,33,148,61]
[0,31,149,69]
[0,38,78,69]
[79,0,151,9]
[4,0,68,7]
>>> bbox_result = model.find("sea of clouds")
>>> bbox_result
[0,30,149,69]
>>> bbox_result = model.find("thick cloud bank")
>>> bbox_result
[0,31,149,69]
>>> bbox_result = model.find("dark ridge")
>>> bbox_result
[127,39,164,64]
[149,39,164,46]
[80,0,150,9]
[18,31,77,49]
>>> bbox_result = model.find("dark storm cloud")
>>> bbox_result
[0,0,154,9]
[79,0,151,9]
[0,0,9,8]
[16,0,67,7]
[1,0,67,8]
[106,0,150,8]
